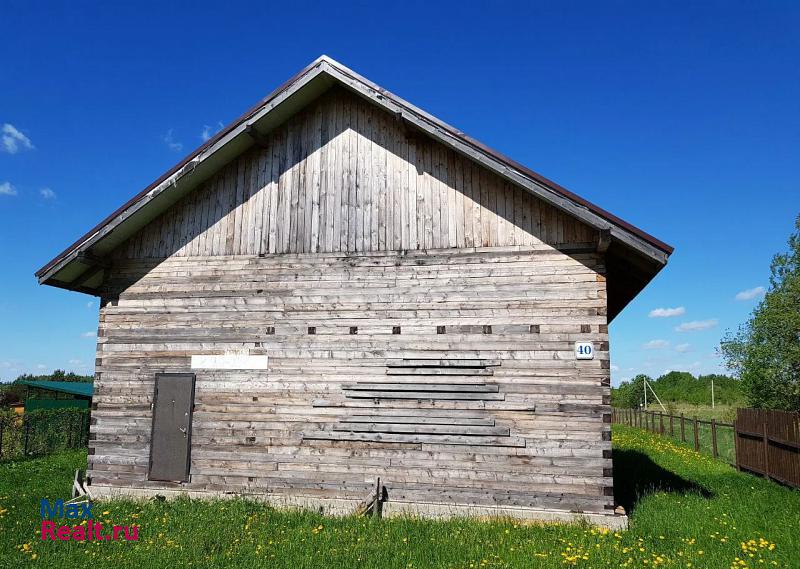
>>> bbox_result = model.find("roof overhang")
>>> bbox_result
[36,55,672,319]
[18,380,94,398]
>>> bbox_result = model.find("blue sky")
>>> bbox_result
[1,1,798,384]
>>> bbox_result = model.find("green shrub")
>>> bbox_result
[0,407,89,461]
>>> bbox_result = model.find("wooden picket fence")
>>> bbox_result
[613,407,800,489]
[733,408,800,488]
[612,408,735,463]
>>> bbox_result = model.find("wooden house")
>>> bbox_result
[36,56,672,527]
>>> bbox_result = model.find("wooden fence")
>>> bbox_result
[734,408,800,488]
[612,408,735,463]
[613,407,800,489]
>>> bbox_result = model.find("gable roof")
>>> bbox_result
[35,55,672,318]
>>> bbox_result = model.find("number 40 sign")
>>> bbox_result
[575,342,594,360]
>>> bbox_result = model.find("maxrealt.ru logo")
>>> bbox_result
[40,499,139,541]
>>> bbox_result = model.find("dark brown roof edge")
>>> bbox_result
[36,56,672,279]
[457,135,673,255]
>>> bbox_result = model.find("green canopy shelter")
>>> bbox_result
[18,380,94,411]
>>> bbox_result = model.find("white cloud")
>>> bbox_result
[39,187,56,199]
[36,363,47,370]
[675,343,692,353]
[643,339,669,350]
[81,331,96,338]
[648,306,685,318]
[675,319,718,332]
[68,359,84,365]
[610,364,620,372]
[1,123,34,154]
[87,301,95,308]
[0,360,22,376]
[201,121,224,142]
[0,181,17,196]
[735,286,765,301]
[163,129,183,152]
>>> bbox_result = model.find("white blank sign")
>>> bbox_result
[191,354,269,370]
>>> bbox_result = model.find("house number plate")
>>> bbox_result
[575,342,594,360]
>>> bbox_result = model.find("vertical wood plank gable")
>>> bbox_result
[114,88,597,260]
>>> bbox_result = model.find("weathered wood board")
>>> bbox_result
[87,85,615,521]
[90,246,612,517]
[113,87,597,261]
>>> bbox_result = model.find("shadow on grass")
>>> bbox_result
[614,449,712,514]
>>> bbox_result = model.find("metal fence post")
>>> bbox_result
[711,419,718,459]
[23,416,31,456]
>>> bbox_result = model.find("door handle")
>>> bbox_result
[179,412,189,436]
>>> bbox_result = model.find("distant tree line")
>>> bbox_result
[14,369,93,383]
[616,215,800,413]
[612,371,743,409]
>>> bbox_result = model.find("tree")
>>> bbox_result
[721,214,800,411]
[612,374,649,408]
[13,369,93,384]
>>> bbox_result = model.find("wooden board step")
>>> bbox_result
[341,415,496,426]
[332,422,510,436]
[386,368,494,376]
[343,382,499,393]
[342,391,505,401]
[302,431,526,447]
[386,359,499,368]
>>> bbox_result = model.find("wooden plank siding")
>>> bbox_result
[113,87,596,260]
[90,86,614,519]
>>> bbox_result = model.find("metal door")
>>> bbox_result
[148,373,195,482]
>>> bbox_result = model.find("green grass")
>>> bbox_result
[628,408,738,464]
[662,404,739,423]
[1,426,798,568]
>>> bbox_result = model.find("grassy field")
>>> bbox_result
[621,406,738,464]
[1,425,798,568]
[659,404,739,423]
